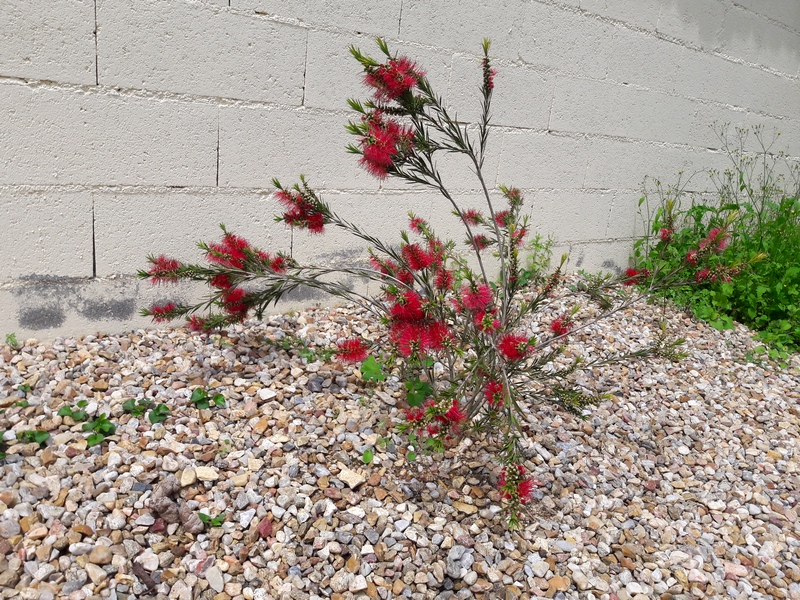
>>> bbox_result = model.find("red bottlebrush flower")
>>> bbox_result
[397,269,415,286]
[516,478,534,503]
[474,309,501,333]
[550,318,571,337]
[659,228,673,242]
[462,209,484,226]
[699,227,728,252]
[335,339,368,363]
[434,268,454,291]
[186,315,209,332]
[472,235,491,251]
[426,321,451,350]
[427,239,445,267]
[210,274,233,290]
[359,112,415,179]
[390,290,425,323]
[485,380,504,409]
[482,57,496,91]
[222,288,248,318]
[623,267,646,286]
[409,216,427,234]
[276,188,326,234]
[401,243,434,271]
[498,333,530,362]
[364,56,425,101]
[270,255,288,273]
[148,255,181,284]
[406,406,425,423]
[461,284,493,311]
[208,232,251,269]
[494,210,512,228]
[150,302,177,323]
[511,226,528,248]
[695,268,711,283]
[443,401,467,427]
[503,187,522,207]
[686,250,698,265]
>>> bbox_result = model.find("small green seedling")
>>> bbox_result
[362,447,374,464]
[148,404,170,424]
[122,397,153,417]
[82,413,116,447]
[17,430,50,446]
[404,377,433,407]
[13,399,30,409]
[190,388,225,410]
[360,356,386,382]
[58,399,88,422]
[15,383,32,395]
[217,438,233,456]
[4,333,20,349]
[197,512,225,528]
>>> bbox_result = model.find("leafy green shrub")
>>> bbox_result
[635,125,800,357]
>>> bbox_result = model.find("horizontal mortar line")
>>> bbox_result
[2,64,795,124]
[725,1,800,38]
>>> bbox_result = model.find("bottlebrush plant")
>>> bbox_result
[140,38,743,527]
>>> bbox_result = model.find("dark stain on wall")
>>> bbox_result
[78,298,136,321]
[18,305,66,330]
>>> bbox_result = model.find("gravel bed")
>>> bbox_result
[1,284,799,600]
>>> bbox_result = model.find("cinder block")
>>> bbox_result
[549,77,698,145]
[304,31,453,112]
[515,4,616,79]
[604,28,684,91]
[399,0,527,59]
[719,7,800,76]
[97,0,305,103]
[496,130,590,189]
[0,187,93,278]
[527,189,615,242]
[232,0,402,36]
[447,55,554,130]
[733,0,800,34]
[219,105,377,190]
[583,137,729,191]
[689,103,800,153]
[93,188,289,276]
[579,0,661,30]
[0,0,95,85]
[0,82,218,186]
[656,0,728,50]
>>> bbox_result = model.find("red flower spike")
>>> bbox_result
[498,334,531,362]
[516,478,534,504]
[187,315,209,332]
[401,243,434,271]
[406,407,425,423]
[364,57,425,101]
[462,209,484,226]
[485,381,504,409]
[696,268,711,283]
[409,216,427,234]
[494,211,511,228]
[461,284,493,311]
[359,112,415,179]
[444,401,467,427]
[474,310,501,333]
[659,228,673,242]
[623,268,648,286]
[550,318,571,337]
[151,302,177,323]
[390,290,425,323]
[335,339,368,363]
[686,250,698,266]
[472,235,491,251]
[211,274,233,290]
[434,269,454,291]
[148,255,181,284]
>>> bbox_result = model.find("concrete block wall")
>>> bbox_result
[1,0,798,339]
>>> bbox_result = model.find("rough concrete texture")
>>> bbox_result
[0,0,798,339]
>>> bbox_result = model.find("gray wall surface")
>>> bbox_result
[1,0,798,339]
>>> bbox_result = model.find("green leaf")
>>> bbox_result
[360,356,386,382]
[404,378,433,407]
[77,399,88,408]
[212,394,225,407]
[406,451,417,462]
[122,398,136,412]
[86,432,105,447]
[362,448,374,464]
[13,400,29,408]
[58,406,73,417]
[148,404,170,424]
[190,388,207,404]
[72,410,87,422]
[197,512,211,524]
